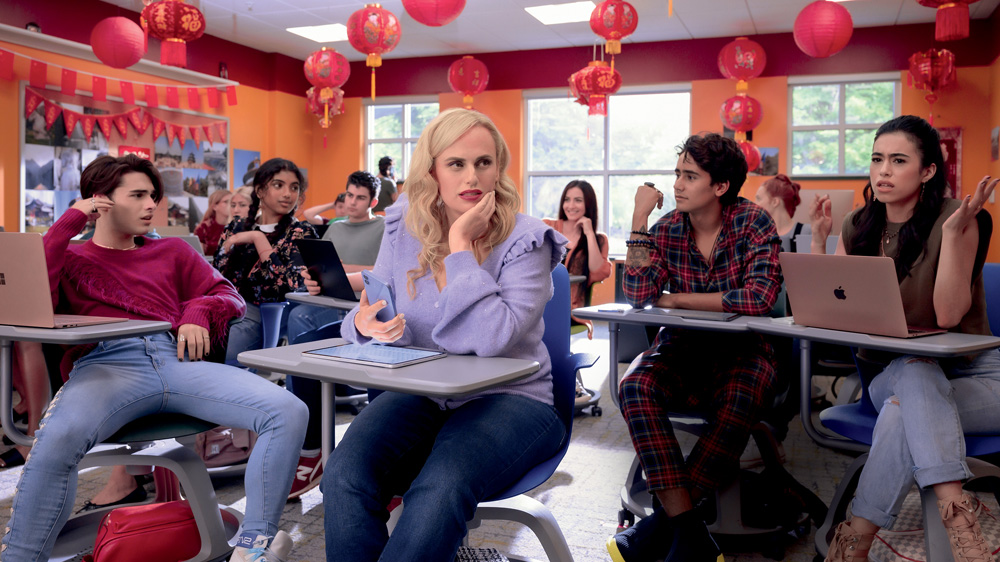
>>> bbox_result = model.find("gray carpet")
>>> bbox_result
[0,321,858,561]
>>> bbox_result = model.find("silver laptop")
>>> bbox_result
[780,252,944,338]
[0,233,127,328]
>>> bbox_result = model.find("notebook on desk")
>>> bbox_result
[293,239,359,302]
[779,252,944,338]
[0,233,127,328]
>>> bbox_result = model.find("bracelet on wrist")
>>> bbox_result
[625,239,655,249]
[630,229,650,237]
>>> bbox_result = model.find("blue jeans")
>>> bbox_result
[225,303,263,365]
[852,349,1000,528]
[1,333,308,560]
[321,391,565,562]
[287,303,344,345]
[287,310,345,451]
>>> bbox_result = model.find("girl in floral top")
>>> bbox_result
[216,158,316,364]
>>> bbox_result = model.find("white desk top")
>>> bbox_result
[747,317,1000,358]
[0,320,173,344]
[285,292,359,311]
[572,305,754,333]
[237,339,540,398]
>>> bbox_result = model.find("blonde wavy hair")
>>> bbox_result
[404,108,521,297]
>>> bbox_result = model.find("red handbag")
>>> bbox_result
[82,500,239,562]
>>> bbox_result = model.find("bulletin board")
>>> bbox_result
[19,82,230,234]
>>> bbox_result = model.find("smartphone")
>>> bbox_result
[361,270,397,322]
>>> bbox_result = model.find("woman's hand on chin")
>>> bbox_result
[449,191,496,254]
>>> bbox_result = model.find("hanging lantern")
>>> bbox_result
[567,70,590,107]
[91,17,145,69]
[793,0,853,59]
[590,0,638,57]
[304,47,351,90]
[140,0,206,68]
[739,140,761,173]
[917,0,980,42]
[908,48,956,125]
[447,56,488,109]
[307,86,345,148]
[720,94,763,142]
[717,37,766,91]
[569,60,623,117]
[347,4,402,99]
[401,0,466,27]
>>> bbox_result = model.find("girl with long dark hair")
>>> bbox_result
[811,115,1000,562]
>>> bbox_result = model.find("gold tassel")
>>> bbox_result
[669,0,673,17]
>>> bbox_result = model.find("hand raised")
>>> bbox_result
[354,289,405,343]
[944,175,999,235]
[808,194,833,240]
[633,184,663,221]
[71,195,113,220]
[449,191,496,253]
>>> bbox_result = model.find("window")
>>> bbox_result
[789,77,899,177]
[525,89,691,255]
[365,99,439,180]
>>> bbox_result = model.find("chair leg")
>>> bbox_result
[472,495,574,562]
[815,453,868,559]
[919,486,956,562]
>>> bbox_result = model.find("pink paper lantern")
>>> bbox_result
[402,0,466,27]
[793,0,854,58]
[91,17,145,69]
[739,141,761,172]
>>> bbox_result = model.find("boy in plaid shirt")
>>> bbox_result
[608,133,782,562]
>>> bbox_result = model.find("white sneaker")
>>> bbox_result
[574,379,592,406]
[230,530,292,562]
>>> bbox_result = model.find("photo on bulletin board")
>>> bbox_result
[991,126,999,162]
[20,84,229,233]
[748,148,778,176]
[938,127,962,199]
[234,149,261,186]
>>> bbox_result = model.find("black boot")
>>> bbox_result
[663,509,721,562]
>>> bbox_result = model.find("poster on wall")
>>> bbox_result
[938,127,962,200]
[20,84,229,234]
[234,149,261,186]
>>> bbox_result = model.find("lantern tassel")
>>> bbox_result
[669,0,673,17]
[324,133,328,149]
[371,68,376,100]
[605,39,622,56]
[935,4,970,42]
[161,39,186,68]
[610,55,615,72]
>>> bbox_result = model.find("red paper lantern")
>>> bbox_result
[717,37,766,90]
[347,4,402,99]
[141,0,206,68]
[590,0,638,56]
[739,141,761,173]
[918,0,980,42]
[908,48,956,125]
[401,0,466,27]
[304,47,351,90]
[91,17,145,69]
[720,94,763,141]
[793,0,853,59]
[307,86,345,149]
[448,56,488,108]
[569,60,623,116]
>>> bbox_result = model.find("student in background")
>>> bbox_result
[373,155,397,213]
[543,180,611,340]
[321,108,566,561]
[194,189,231,256]
[754,173,810,253]
[811,116,1000,562]
[230,185,253,222]
[320,171,385,273]
[609,133,781,562]
[215,159,316,365]
[300,192,348,225]
[0,154,306,562]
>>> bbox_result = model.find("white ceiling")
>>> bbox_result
[102,0,1000,62]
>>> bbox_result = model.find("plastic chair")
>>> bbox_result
[466,263,597,562]
[815,256,1000,560]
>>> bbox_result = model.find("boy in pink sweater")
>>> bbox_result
[1,155,307,562]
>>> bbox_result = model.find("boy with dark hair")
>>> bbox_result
[0,154,308,562]
[320,170,384,269]
[607,134,782,562]
[374,155,397,213]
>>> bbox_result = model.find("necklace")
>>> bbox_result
[92,239,138,251]
[880,226,898,257]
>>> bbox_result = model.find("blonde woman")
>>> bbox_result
[229,185,253,221]
[320,109,567,561]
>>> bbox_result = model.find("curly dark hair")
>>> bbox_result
[347,170,381,201]
[676,133,748,206]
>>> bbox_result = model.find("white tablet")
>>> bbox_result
[303,342,447,369]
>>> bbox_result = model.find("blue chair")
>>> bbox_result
[463,264,597,561]
[815,253,1000,560]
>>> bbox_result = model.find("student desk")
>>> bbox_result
[571,305,755,406]
[237,340,540,463]
[745,317,1000,451]
[284,292,358,311]
[0,320,172,447]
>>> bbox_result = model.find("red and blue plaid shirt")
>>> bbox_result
[624,197,782,316]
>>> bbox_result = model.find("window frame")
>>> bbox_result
[522,83,691,255]
[787,72,901,179]
[363,95,439,180]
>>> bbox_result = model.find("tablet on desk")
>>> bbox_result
[636,308,739,322]
[303,342,447,369]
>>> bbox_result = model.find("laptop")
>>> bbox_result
[293,239,359,302]
[779,252,944,338]
[0,233,127,328]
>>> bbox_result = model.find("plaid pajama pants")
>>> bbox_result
[619,332,777,493]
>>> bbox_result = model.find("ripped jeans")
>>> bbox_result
[851,349,1000,529]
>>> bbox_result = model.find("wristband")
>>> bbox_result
[625,239,655,249]
[630,229,650,237]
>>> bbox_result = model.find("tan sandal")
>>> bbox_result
[938,492,996,562]
[826,520,875,562]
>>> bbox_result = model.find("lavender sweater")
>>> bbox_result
[341,194,567,408]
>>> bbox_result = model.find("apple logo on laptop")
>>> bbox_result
[834,286,847,300]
